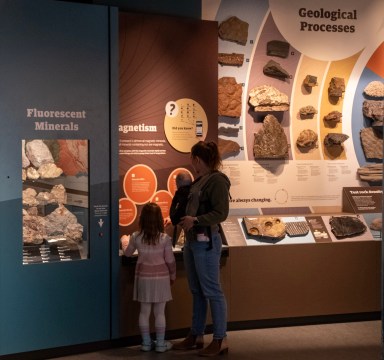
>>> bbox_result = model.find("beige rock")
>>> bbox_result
[218,77,242,117]
[249,85,289,112]
[364,81,384,98]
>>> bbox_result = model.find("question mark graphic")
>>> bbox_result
[170,103,175,115]
[165,101,178,118]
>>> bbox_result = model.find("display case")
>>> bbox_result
[22,139,89,264]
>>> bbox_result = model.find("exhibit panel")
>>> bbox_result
[0,0,117,355]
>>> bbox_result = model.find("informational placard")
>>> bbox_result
[342,186,383,213]
[118,13,218,236]
[204,0,383,215]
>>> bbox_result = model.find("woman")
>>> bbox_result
[173,141,231,356]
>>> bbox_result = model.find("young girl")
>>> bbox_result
[121,202,176,353]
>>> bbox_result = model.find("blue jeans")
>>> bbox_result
[183,233,227,339]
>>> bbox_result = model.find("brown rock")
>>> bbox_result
[218,16,249,45]
[263,60,289,79]
[296,129,318,148]
[218,53,244,66]
[218,138,241,158]
[218,77,242,117]
[253,114,288,159]
[328,77,345,98]
[360,127,383,159]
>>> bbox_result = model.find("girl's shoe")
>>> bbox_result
[141,341,155,352]
[173,332,204,350]
[155,341,173,353]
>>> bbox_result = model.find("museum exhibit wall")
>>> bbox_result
[117,0,383,338]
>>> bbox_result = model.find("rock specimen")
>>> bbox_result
[243,216,286,240]
[218,77,242,118]
[26,167,40,180]
[329,216,366,238]
[299,105,317,118]
[266,40,290,58]
[35,184,67,205]
[362,100,384,121]
[218,126,240,136]
[324,111,342,124]
[364,81,384,98]
[324,133,349,147]
[303,75,318,87]
[44,205,81,240]
[285,221,309,236]
[249,85,289,112]
[218,16,248,45]
[218,53,244,66]
[253,114,288,159]
[357,163,383,182]
[328,77,345,98]
[22,140,30,168]
[218,137,241,158]
[38,163,63,179]
[370,218,382,231]
[296,129,318,148]
[23,188,39,207]
[56,139,88,176]
[263,60,289,79]
[25,140,54,168]
[360,127,383,159]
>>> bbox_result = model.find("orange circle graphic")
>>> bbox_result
[119,198,137,226]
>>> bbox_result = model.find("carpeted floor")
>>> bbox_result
[53,320,381,360]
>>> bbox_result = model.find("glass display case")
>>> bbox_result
[22,139,89,264]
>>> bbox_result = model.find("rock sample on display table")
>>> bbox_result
[218,53,244,66]
[329,216,367,238]
[23,209,45,245]
[323,133,349,147]
[370,218,382,231]
[266,40,290,58]
[364,81,384,98]
[323,111,342,125]
[303,75,318,87]
[296,129,318,148]
[23,188,39,207]
[360,127,383,159]
[253,114,288,159]
[243,216,286,240]
[263,60,289,80]
[357,163,383,182]
[285,221,309,237]
[35,184,67,205]
[248,85,289,112]
[328,77,345,98]
[218,137,240,158]
[299,105,317,119]
[362,100,384,122]
[218,76,242,118]
[218,16,248,45]
[26,167,40,180]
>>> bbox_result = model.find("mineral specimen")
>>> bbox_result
[218,126,240,136]
[299,105,317,118]
[22,140,30,168]
[370,218,382,231]
[323,111,342,124]
[26,167,40,180]
[38,163,63,179]
[218,137,241,158]
[296,129,318,148]
[303,75,318,87]
[218,16,249,45]
[357,163,383,182]
[266,40,290,58]
[263,60,289,79]
[362,100,384,121]
[253,114,288,159]
[218,53,244,66]
[25,140,54,168]
[324,133,349,147]
[360,127,383,159]
[328,77,345,98]
[243,216,286,240]
[218,77,242,118]
[364,81,384,98]
[56,139,88,176]
[249,85,289,112]
[329,216,366,238]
